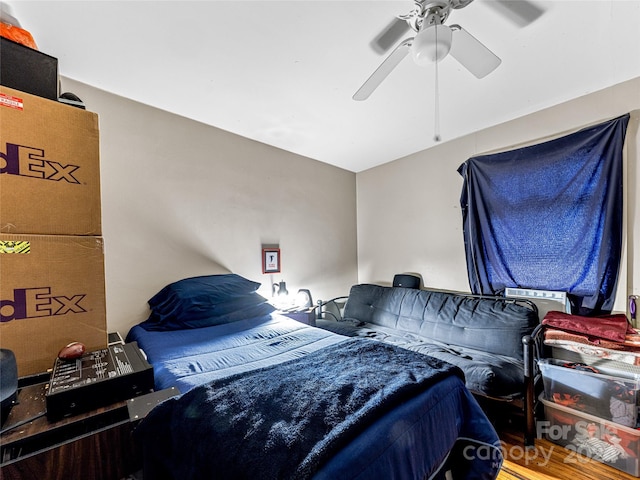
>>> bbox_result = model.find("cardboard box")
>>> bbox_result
[0,86,101,235]
[0,234,107,376]
[0,37,59,101]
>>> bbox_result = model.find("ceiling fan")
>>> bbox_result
[353,0,543,101]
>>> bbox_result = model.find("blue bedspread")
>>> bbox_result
[135,338,463,480]
[128,314,345,393]
[128,313,503,479]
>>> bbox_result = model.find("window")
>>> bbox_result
[457,114,629,315]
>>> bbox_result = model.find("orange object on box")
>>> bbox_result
[0,21,37,49]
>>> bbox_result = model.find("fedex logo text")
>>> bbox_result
[0,288,87,323]
[0,143,81,183]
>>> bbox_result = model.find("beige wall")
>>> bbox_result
[356,77,640,315]
[61,78,358,337]
[62,75,639,337]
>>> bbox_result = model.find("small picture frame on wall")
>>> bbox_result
[262,248,281,274]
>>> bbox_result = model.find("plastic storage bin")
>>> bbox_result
[539,358,640,427]
[541,397,640,477]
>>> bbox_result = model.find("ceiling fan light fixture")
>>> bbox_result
[411,24,452,66]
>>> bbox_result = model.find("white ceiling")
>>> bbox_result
[7,1,640,172]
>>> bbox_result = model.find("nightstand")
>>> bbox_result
[278,308,316,326]
[1,377,141,480]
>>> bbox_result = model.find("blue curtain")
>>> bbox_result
[458,114,629,315]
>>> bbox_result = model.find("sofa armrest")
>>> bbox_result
[317,296,349,321]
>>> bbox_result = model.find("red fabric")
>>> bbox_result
[544,328,640,351]
[542,311,632,343]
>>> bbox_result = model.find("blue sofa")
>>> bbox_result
[317,284,540,444]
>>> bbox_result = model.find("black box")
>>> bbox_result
[45,342,154,420]
[0,37,58,100]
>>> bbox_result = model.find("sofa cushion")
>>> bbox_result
[342,284,537,361]
[316,319,524,399]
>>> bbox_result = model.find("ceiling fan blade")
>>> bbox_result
[370,17,411,54]
[449,25,501,79]
[484,0,544,27]
[353,38,413,101]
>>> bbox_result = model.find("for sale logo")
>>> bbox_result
[0,288,87,323]
[0,142,81,183]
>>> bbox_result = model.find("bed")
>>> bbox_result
[126,274,503,480]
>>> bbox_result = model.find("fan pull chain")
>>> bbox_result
[433,21,441,143]
[433,58,441,142]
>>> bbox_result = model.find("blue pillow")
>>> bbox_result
[148,274,261,311]
[140,300,275,331]
[141,274,274,331]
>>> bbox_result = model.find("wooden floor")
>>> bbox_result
[497,429,638,480]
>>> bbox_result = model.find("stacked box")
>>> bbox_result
[0,86,101,235]
[541,397,640,477]
[0,37,58,101]
[0,86,106,376]
[0,235,106,376]
[539,358,640,428]
[550,343,640,373]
